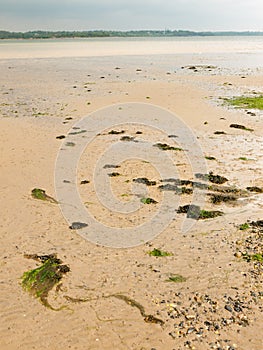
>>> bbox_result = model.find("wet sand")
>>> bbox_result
[0,43,263,350]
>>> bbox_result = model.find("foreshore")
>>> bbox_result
[0,46,262,349]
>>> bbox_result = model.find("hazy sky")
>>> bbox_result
[1,0,263,32]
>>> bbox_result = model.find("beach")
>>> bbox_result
[0,38,263,350]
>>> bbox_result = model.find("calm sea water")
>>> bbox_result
[0,36,262,69]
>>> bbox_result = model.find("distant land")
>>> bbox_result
[1,30,263,39]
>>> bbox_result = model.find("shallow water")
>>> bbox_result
[0,36,263,67]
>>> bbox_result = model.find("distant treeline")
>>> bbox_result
[1,30,263,39]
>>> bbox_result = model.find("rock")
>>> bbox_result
[69,222,88,230]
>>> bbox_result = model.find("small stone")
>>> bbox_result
[225,305,233,312]
[185,314,196,320]
[187,327,196,334]
[235,252,242,258]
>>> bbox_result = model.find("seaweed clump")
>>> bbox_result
[133,177,156,186]
[31,188,57,203]
[225,95,263,110]
[229,124,254,132]
[153,143,183,151]
[111,294,164,325]
[148,248,173,257]
[208,193,237,204]
[140,197,158,204]
[239,223,250,231]
[166,274,186,283]
[108,130,125,135]
[214,131,226,135]
[195,172,228,184]
[120,136,136,142]
[21,254,70,310]
[108,172,121,177]
[246,186,263,193]
[177,204,223,220]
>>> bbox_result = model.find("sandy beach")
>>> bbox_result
[0,38,263,350]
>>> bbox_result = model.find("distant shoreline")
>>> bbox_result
[1,29,263,40]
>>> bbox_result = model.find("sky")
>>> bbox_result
[0,0,263,32]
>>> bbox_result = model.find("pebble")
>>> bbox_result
[225,305,233,312]
[185,314,196,320]
[235,251,242,258]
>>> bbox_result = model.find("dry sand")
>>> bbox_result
[0,44,263,350]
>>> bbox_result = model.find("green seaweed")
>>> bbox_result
[31,188,57,203]
[148,248,173,257]
[199,209,223,219]
[111,294,164,325]
[166,274,186,283]
[239,223,250,231]
[225,95,263,110]
[140,197,158,204]
[21,254,70,310]
[177,205,223,219]
[243,253,263,263]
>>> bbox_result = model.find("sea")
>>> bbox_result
[0,36,262,64]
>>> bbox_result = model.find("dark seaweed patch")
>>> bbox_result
[153,143,183,151]
[214,131,226,135]
[195,172,228,184]
[133,177,156,186]
[108,130,125,135]
[246,187,263,193]
[120,136,136,142]
[208,193,237,204]
[230,124,254,132]
[108,172,121,177]
[177,205,223,219]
